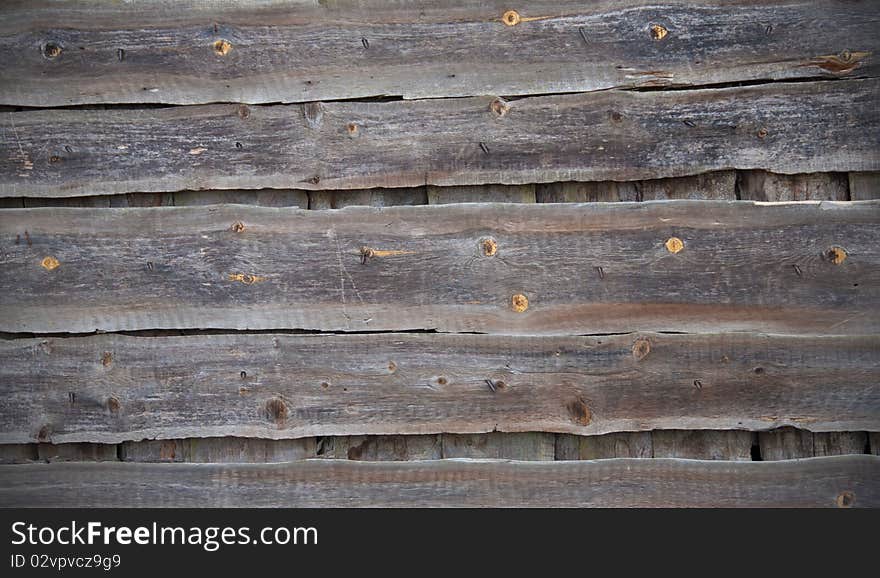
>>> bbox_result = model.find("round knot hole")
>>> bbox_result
[511,293,529,312]
[481,237,498,256]
[41,256,60,271]
[665,237,684,254]
[632,337,651,361]
[827,246,847,265]
[837,491,855,508]
[213,39,233,56]
[490,98,510,117]
[650,24,668,40]
[42,43,62,59]
[502,10,521,26]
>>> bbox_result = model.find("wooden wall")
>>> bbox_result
[0,0,878,507]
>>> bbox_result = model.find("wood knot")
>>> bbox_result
[228,273,265,285]
[42,42,62,59]
[37,425,52,442]
[347,122,359,137]
[481,237,498,256]
[836,490,855,508]
[231,221,245,233]
[213,39,232,56]
[490,98,510,117]
[101,351,112,367]
[610,111,624,123]
[665,237,684,254]
[502,10,521,26]
[436,376,448,386]
[632,337,651,361]
[265,398,288,424]
[388,361,397,373]
[237,104,250,119]
[511,293,529,313]
[106,396,121,414]
[41,256,60,271]
[566,398,592,426]
[650,24,668,41]
[756,127,768,139]
[826,246,847,265]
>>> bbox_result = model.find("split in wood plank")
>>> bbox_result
[2,79,878,197]
[1,456,876,507]
[1,332,877,444]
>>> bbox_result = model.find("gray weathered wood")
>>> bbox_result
[37,443,117,462]
[2,201,878,334]
[652,430,754,461]
[759,427,814,460]
[812,432,868,457]
[428,185,536,204]
[737,171,849,201]
[1,332,877,444]
[0,444,37,464]
[2,1,877,107]
[318,435,441,461]
[2,79,878,198]
[442,433,554,460]
[174,189,309,207]
[555,432,652,460]
[1,456,876,507]
[309,187,427,209]
[119,437,314,463]
[849,172,880,200]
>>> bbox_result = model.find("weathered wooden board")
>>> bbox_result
[442,433,555,460]
[1,456,876,507]
[318,435,441,461]
[737,171,849,201]
[555,432,652,460]
[2,79,878,198]
[652,430,754,461]
[309,187,426,209]
[1,332,877,444]
[0,444,37,464]
[174,189,308,208]
[759,427,814,460]
[849,172,880,200]
[2,201,878,334]
[36,443,117,462]
[119,437,314,463]
[812,432,868,457]
[428,185,536,204]
[2,1,877,107]
[537,171,735,202]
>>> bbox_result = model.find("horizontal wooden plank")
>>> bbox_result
[0,456,876,507]
[2,1,877,107]
[2,201,878,334]
[2,79,878,198]
[2,332,877,444]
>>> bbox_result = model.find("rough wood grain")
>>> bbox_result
[1,456,876,507]
[537,172,735,203]
[555,432,652,460]
[442,433,555,460]
[0,444,37,464]
[37,443,117,462]
[652,430,754,461]
[2,79,878,198]
[2,1,877,107]
[309,187,427,209]
[737,171,849,201]
[1,332,877,444]
[428,185,536,204]
[812,432,868,457]
[2,201,878,334]
[759,427,814,460]
[174,189,309,208]
[849,172,880,200]
[318,435,441,461]
[119,437,314,463]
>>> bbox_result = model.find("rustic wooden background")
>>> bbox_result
[0,0,878,507]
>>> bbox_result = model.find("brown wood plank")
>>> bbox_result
[849,172,880,200]
[318,435,441,461]
[442,433,554,460]
[428,185,536,204]
[538,172,736,203]
[2,201,878,334]
[812,432,868,457]
[119,437,314,463]
[736,171,849,201]
[1,456,876,507]
[759,427,814,460]
[871,433,880,456]
[37,443,117,462]
[1,332,877,444]
[309,187,427,209]
[0,444,37,464]
[652,430,754,461]
[555,432,652,460]
[2,79,878,198]
[2,1,878,107]
[174,189,309,207]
